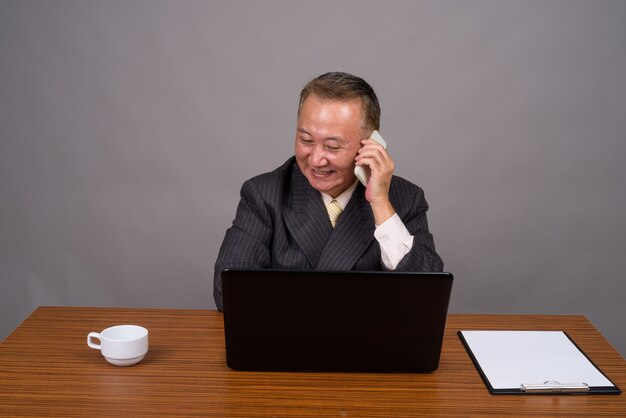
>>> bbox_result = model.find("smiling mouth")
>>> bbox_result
[312,169,333,176]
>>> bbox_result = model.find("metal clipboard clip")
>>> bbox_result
[520,381,589,393]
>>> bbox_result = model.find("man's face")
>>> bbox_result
[295,94,364,198]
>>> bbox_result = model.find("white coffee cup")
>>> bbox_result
[87,325,149,366]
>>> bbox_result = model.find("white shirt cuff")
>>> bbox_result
[374,213,414,270]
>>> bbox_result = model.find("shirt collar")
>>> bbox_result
[320,180,359,210]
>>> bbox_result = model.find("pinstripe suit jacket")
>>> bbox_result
[213,157,443,310]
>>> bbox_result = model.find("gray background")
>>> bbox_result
[1,1,625,357]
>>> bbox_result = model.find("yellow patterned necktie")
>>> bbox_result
[327,199,343,228]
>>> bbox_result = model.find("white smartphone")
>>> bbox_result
[354,130,387,186]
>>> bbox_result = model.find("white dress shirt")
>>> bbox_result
[320,182,414,270]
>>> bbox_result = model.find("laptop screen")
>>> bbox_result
[222,269,453,373]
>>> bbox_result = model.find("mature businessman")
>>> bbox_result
[213,72,443,310]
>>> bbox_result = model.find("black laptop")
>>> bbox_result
[221,269,453,373]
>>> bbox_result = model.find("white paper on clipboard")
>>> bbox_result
[459,330,616,392]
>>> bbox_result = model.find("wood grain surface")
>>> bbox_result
[0,307,624,417]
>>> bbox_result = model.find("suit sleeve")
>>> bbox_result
[213,179,274,310]
[393,185,444,272]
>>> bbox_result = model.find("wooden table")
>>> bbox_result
[0,307,624,417]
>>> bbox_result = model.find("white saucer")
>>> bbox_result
[104,355,145,366]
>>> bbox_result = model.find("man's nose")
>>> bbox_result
[310,145,328,166]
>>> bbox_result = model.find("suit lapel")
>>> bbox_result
[282,163,332,268]
[316,184,376,270]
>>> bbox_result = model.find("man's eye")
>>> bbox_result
[326,145,341,152]
[300,138,314,145]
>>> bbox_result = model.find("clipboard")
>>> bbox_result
[458,330,621,395]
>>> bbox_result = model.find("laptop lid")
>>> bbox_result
[221,270,453,373]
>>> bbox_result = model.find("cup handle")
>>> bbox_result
[87,332,102,350]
